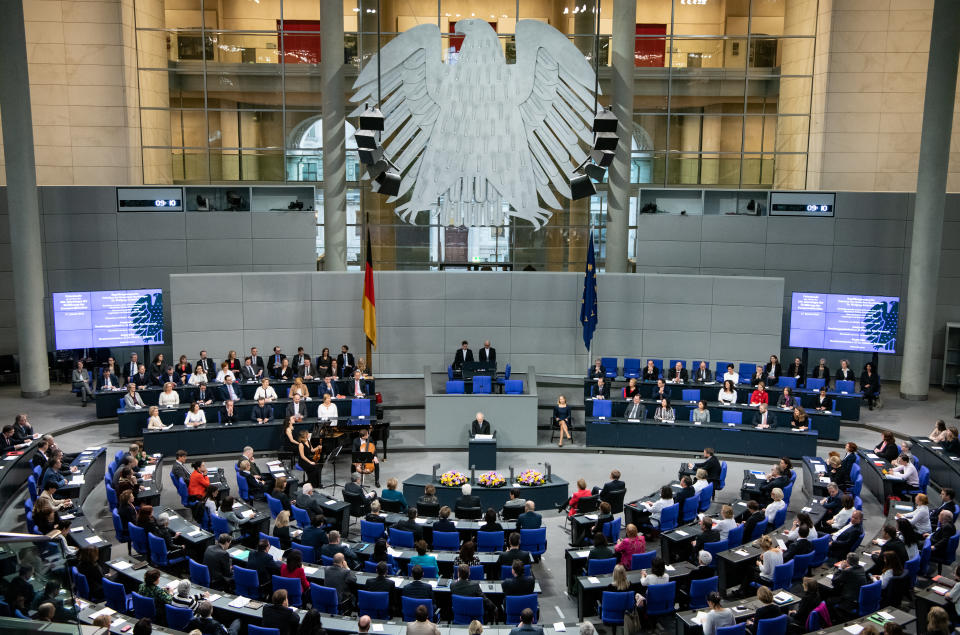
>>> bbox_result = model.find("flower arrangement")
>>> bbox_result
[439,470,469,487]
[477,472,505,488]
[516,469,546,486]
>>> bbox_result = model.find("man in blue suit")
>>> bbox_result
[828,510,864,560]
[516,501,542,529]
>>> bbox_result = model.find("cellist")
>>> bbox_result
[352,427,380,488]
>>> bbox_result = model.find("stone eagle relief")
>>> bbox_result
[351,19,599,228]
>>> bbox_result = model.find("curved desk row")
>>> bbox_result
[141,417,390,456]
[910,437,960,494]
[0,439,38,518]
[402,473,569,511]
[585,417,819,459]
[117,397,375,438]
[585,398,840,441]
[583,379,862,421]
[95,377,375,419]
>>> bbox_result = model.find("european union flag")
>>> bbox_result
[580,234,598,351]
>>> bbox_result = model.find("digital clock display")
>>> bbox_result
[116,187,184,212]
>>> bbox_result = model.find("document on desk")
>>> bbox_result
[303,566,318,575]
[665,565,676,572]
[228,597,250,608]
[674,530,689,536]
[587,577,600,584]
[843,625,864,635]
[584,514,598,521]
[112,560,133,570]
[814,465,826,472]
[553,623,566,632]
[576,550,590,558]
[474,434,493,440]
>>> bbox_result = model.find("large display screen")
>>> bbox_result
[53,289,164,350]
[789,292,899,353]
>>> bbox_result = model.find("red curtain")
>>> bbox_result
[635,24,666,67]
[277,20,322,64]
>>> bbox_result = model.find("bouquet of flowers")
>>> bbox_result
[439,470,469,487]
[477,472,505,488]
[516,469,546,486]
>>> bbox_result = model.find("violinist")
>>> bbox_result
[352,428,381,488]
[296,429,323,487]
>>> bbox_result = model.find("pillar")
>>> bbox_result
[899,0,960,400]
[604,0,636,273]
[0,0,50,397]
[321,0,347,271]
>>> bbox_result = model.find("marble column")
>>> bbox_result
[322,0,347,271]
[605,0,636,273]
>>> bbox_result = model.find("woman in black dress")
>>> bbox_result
[860,362,880,410]
[296,429,323,487]
[553,395,572,447]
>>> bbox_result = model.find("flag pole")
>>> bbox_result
[365,213,374,375]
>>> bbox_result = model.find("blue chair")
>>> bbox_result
[470,565,485,580]
[648,359,664,375]
[680,497,698,524]
[791,552,815,580]
[420,566,439,579]
[446,380,465,394]
[931,533,960,573]
[717,624,746,635]
[771,560,794,590]
[260,532,281,550]
[587,558,617,575]
[149,532,185,567]
[600,591,634,628]
[717,461,728,492]
[71,567,91,600]
[631,550,656,571]
[501,564,531,579]
[645,582,677,618]
[452,595,484,624]
[520,528,547,558]
[593,400,612,419]
[658,504,679,531]
[602,518,621,543]
[237,474,252,503]
[291,542,316,564]
[166,604,194,631]
[857,578,882,615]
[402,597,434,622]
[361,520,386,543]
[389,528,415,549]
[772,507,788,530]
[682,389,700,402]
[623,358,641,379]
[321,555,334,566]
[234,566,260,599]
[505,594,539,623]
[905,553,921,587]
[110,509,129,548]
[714,362,732,383]
[505,379,524,394]
[721,411,742,425]
[249,627,280,635]
[72,370,93,397]
[601,357,618,378]
[749,520,768,541]
[310,585,339,614]
[804,605,829,631]
[210,514,231,537]
[756,615,788,635]
[174,477,190,507]
[291,504,311,527]
[689,576,718,609]
[703,540,728,565]
[170,473,188,506]
[189,558,211,587]
[128,523,149,557]
[472,376,492,394]
[132,592,156,620]
[783,483,794,506]
[447,366,454,380]
[352,399,372,417]
[779,377,797,389]
[739,363,755,380]
[432,531,460,551]
[806,377,826,391]
[103,578,131,612]
[670,360,687,371]
[835,380,855,393]
[27,475,38,501]
[477,531,504,552]
[903,465,931,498]
[272,575,303,607]
[358,590,391,620]
[698,484,714,512]
[266,494,283,519]
[727,524,745,546]
[503,364,511,380]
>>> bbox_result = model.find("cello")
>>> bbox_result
[353,431,377,477]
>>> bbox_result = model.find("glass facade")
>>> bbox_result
[135,0,816,270]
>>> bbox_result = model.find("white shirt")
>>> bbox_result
[723,372,739,384]
[832,507,853,529]
[785,525,818,542]
[215,369,236,383]
[904,505,931,533]
[693,479,710,493]
[890,462,919,487]
[715,518,738,541]
[255,386,278,401]
[353,380,365,396]
[188,372,208,386]
[184,410,206,426]
[649,497,672,524]
[765,499,786,524]
[158,391,180,407]
[718,389,737,405]
[318,403,339,420]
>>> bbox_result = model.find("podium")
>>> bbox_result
[468,436,497,470]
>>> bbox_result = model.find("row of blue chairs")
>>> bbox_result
[447,377,523,394]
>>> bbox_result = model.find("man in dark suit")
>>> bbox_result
[249,348,265,379]
[292,347,310,372]
[835,443,858,489]
[930,489,959,529]
[828,510,864,561]
[687,448,722,484]
[783,525,814,562]
[269,346,286,379]
[320,531,359,569]
[501,559,535,595]
[691,517,720,562]
[401,565,434,601]
[238,459,264,498]
[752,403,772,429]
[759,466,789,504]
[456,484,481,510]
[641,360,659,381]
[450,564,497,620]
[0,425,18,452]
[196,383,214,405]
[324,553,357,610]
[830,553,870,621]
[470,413,491,437]
[160,367,182,387]
[365,561,397,612]
[251,397,273,424]
[240,358,259,382]
[591,377,610,399]
[247,539,281,585]
[298,357,316,380]
[867,524,905,574]
[286,393,307,423]
[593,469,626,498]
[123,353,140,383]
[497,533,533,568]
[219,375,243,403]
[32,439,50,473]
[98,367,121,390]
[668,362,688,383]
[786,357,805,386]
[623,395,643,420]
[296,482,326,517]
[395,508,425,541]
[741,501,765,539]
[171,450,190,483]
[453,341,473,371]
[203,534,235,591]
[692,361,711,383]
[338,345,355,378]
[674,476,697,517]
[478,341,496,364]
[131,365,150,389]
[300,513,329,550]
[516,501,542,529]
[930,511,957,562]
[509,609,541,635]
[194,351,214,378]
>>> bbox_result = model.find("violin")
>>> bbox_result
[312,439,323,462]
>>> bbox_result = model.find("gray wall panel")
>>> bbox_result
[766,243,833,272]
[701,215,767,243]
[713,276,784,307]
[642,303,711,332]
[636,214,703,241]
[443,300,511,327]
[117,213,187,240]
[596,301,642,330]
[834,219,907,248]
[711,305,782,335]
[174,302,243,329]
[312,272,362,301]
[243,301,313,330]
[46,242,119,270]
[41,186,119,213]
[118,240,186,267]
[644,275,714,304]
[312,300,366,327]
[171,274,244,303]
[832,246,903,275]
[243,273,313,301]
[188,239,253,266]
[641,330,711,359]
[634,241,702,267]
[509,272,580,300]
[376,299,445,327]
[43,214,117,242]
[701,242,765,270]
[765,217,834,244]
[510,301,579,328]
[46,268,121,292]
[251,212,316,239]
[185,212,253,239]
[444,273,510,299]
[252,239,315,265]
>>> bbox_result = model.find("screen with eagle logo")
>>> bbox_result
[789,292,899,354]
[53,289,164,349]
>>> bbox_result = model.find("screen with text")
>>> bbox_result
[789,292,899,353]
[53,289,164,350]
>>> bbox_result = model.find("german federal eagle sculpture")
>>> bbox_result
[351,19,599,228]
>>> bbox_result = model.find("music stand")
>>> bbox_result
[320,445,344,493]
[352,451,375,490]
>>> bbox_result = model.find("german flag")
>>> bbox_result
[362,228,377,349]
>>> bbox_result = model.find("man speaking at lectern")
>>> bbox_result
[470,412,491,437]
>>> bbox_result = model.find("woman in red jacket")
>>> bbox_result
[749,381,770,406]
[280,548,310,592]
[566,478,593,518]
[187,460,210,500]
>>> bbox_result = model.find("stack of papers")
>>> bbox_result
[814,465,826,473]
[112,561,133,570]
[228,597,250,608]
[734,549,750,557]
[325,500,338,506]
[576,550,591,558]
[303,566,318,575]
[584,514,598,521]
[586,577,600,584]
[89,607,116,619]
[553,623,566,632]
[843,625,863,635]
[665,565,676,572]
[208,594,222,602]
[86,536,104,545]
[773,592,792,604]
[692,612,708,625]
[674,530,688,537]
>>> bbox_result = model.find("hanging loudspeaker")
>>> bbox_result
[570,174,596,200]
[359,106,385,132]
[354,129,379,150]
[594,132,619,152]
[358,147,383,166]
[591,148,615,167]
[593,108,618,133]
[584,163,606,182]
[375,169,402,196]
